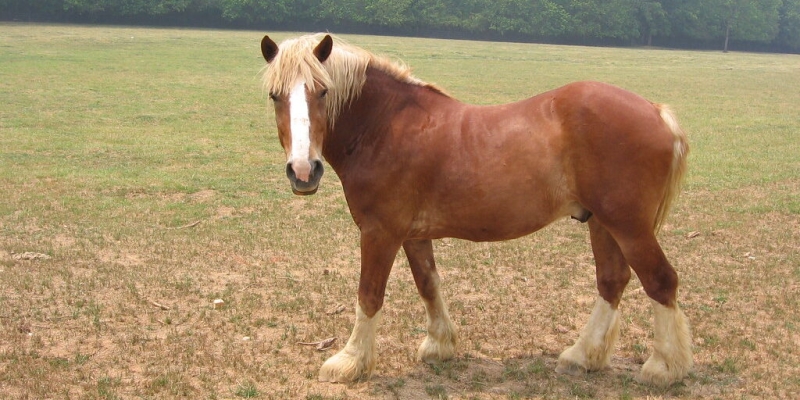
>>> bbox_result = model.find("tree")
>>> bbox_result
[778,0,800,50]
[676,0,782,52]
[485,0,539,36]
[637,0,670,45]
[219,0,291,24]
[2,0,796,53]
[317,0,368,26]
[554,0,640,41]
[62,0,105,15]
[722,0,781,52]
[365,0,414,27]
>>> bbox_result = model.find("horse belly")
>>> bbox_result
[416,123,570,240]
[415,191,571,242]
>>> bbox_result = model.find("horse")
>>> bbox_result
[259,33,692,386]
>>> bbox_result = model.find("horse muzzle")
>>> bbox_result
[286,159,324,195]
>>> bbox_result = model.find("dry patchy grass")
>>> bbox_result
[1,24,798,399]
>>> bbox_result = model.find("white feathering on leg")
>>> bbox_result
[639,300,693,386]
[417,276,457,363]
[319,304,380,382]
[557,297,620,375]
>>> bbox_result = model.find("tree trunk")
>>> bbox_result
[724,24,730,52]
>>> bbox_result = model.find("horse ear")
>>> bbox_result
[314,35,333,63]
[261,35,279,63]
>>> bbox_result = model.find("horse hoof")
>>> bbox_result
[417,335,456,364]
[556,344,592,376]
[555,359,587,376]
[318,350,373,383]
[638,302,692,386]
[637,355,690,387]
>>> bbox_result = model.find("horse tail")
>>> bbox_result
[653,103,689,234]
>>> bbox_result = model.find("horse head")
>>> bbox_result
[261,35,334,195]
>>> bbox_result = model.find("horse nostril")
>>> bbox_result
[286,160,324,181]
[285,163,296,180]
[311,159,324,177]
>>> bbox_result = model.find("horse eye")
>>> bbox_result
[320,89,328,98]
[269,93,279,102]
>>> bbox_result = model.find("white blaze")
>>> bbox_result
[289,80,312,182]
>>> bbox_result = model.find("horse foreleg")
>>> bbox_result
[557,219,629,375]
[318,304,381,382]
[318,231,400,383]
[403,239,457,363]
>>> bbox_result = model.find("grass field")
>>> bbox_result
[1,23,799,399]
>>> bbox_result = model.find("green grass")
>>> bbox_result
[1,23,799,399]
[234,380,260,398]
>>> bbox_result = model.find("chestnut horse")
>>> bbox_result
[260,33,692,386]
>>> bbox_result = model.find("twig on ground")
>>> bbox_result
[163,220,201,230]
[150,300,170,310]
[297,337,337,351]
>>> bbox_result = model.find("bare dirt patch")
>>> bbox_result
[3,194,785,399]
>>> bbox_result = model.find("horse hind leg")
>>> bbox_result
[615,228,693,386]
[641,298,692,386]
[403,239,458,363]
[557,218,630,375]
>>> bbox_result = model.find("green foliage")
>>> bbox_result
[219,0,291,23]
[779,0,800,49]
[61,0,202,16]
[1,1,798,52]
[638,0,670,43]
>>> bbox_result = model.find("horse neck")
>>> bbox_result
[323,66,450,171]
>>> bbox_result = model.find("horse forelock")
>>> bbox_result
[261,35,333,97]
[262,33,441,124]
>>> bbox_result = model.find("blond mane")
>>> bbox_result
[261,33,441,123]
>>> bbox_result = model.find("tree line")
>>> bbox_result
[2,0,799,53]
